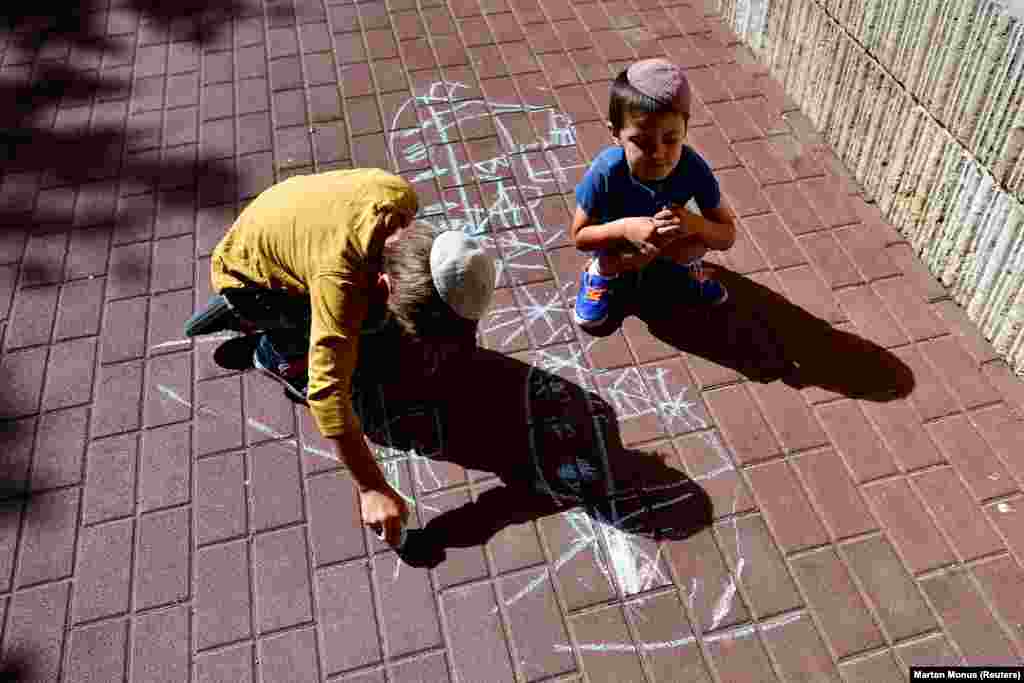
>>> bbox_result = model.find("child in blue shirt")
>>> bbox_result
[572,58,738,328]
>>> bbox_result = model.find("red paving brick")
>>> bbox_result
[792,448,879,541]
[746,459,829,553]
[2,1,1023,680]
[841,534,938,642]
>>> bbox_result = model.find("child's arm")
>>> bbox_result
[329,431,408,545]
[570,206,662,252]
[570,206,667,274]
[309,274,409,547]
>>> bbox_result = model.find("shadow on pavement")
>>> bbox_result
[589,262,915,402]
[0,369,34,497]
[0,372,61,543]
[0,473,31,516]
[0,0,291,232]
[0,653,32,683]
[1,0,294,57]
[352,343,713,569]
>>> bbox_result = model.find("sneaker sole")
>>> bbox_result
[573,309,609,328]
[184,295,236,337]
[212,335,259,371]
[252,352,309,404]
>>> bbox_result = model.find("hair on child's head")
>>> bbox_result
[381,222,477,342]
[608,59,691,133]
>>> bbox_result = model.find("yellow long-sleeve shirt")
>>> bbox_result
[210,169,418,437]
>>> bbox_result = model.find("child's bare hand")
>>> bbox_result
[621,216,659,245]
[652,208,689,244]
[361,485,409,547]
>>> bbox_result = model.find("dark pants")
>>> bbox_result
[220,286,395,385]
[221,283,477,392]
[220,287,314,358]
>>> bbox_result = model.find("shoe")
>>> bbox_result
[573,266,627,328]
[252,335,309,403]
[680,260,728,306]
[212,335,261,371]
[184,294,241,337]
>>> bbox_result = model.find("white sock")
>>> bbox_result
[588,259,617,278]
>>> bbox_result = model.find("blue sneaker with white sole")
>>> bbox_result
[574,266,635,328]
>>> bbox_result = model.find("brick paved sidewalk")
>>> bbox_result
[2,0,1024,680]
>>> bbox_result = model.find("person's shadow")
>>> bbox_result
[350,341,714,568]
[589,261,915,402]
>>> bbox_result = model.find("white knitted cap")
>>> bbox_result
[429,230,496,321]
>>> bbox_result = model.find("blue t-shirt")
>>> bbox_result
[575,145,721,224]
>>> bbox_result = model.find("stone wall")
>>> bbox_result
[717,0,1024,374]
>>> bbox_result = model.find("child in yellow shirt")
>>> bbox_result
[185,168,495,547]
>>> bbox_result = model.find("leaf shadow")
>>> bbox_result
[1,0,296,233]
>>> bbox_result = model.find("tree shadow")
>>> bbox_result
[1,0,295,53]
[351,342,713,569]
[0,652,32,683]
[0,0,293,232]
[0,360,36,450]
[0,367,61,532]
[588,261,915,402]
[0,382,64,683]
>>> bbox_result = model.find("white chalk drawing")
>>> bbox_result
[172,79,761,671]
[387,81,584,290]
[555,612,804,654]
[389,82,578,229]
[498,342,757,659]
[642,364,710,435]
[490,227,564,290]
[385,82,759,658]
[150,332,234,352]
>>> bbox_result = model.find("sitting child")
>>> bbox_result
[572,58,738,328]
[184,168,495,547]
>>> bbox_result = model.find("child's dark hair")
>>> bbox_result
[382,222,477,341]
[608,68,689,133]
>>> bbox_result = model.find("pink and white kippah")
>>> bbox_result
[626,58,691,117]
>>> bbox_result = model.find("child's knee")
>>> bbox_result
[662,238,708,264]
[596,250,622,271]
[596,249,636,274]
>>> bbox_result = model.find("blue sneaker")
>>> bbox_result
[253,334,309,403]
[573,267,618,328]
[679,260,728,306]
